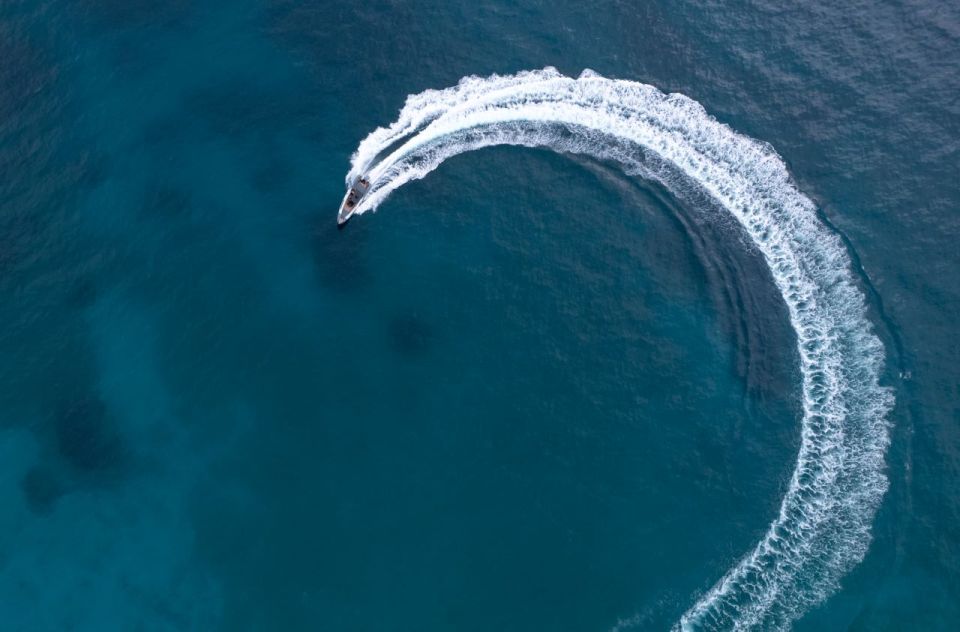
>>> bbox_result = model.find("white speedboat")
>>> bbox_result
[337,177,370,227]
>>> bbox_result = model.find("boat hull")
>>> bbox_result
[336,177,370,227]
[337,189,355,226]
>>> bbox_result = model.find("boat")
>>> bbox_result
[337,177,370,227]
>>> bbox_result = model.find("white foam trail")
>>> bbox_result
[343,68,894,630]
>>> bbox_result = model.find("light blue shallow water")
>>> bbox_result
[1,1,958,630]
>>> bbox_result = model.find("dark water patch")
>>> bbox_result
[0,12,65,210]
[311,222,372,293]
[388,312,434,358]
[102,32,153,79]
[265,0,562,117]
[0,17,55,130]
[186,78,319,141]
[65,276,99,310]
[0,9,95,292]
[250,155,293,194]
[21,465,65,514]
[78,0,193,29]
[142,183,192,220]
[0,203,46,277]
[142,113,190,148]
[72,151,110,190]
[54,396,124,475]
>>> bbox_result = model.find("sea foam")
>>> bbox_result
[343,68,894,630]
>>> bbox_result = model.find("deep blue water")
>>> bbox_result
[1,1,958,629]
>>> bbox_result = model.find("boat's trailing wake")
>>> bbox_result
[342,68,894,630]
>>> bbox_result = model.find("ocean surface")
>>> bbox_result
[1,1,957,630]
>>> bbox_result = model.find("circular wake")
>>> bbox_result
[342,68,893,630]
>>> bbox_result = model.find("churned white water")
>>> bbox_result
[343,68,894,630]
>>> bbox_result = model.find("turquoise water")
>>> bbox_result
[1,1,957,630]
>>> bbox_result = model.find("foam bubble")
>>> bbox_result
[343,68,894,630]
